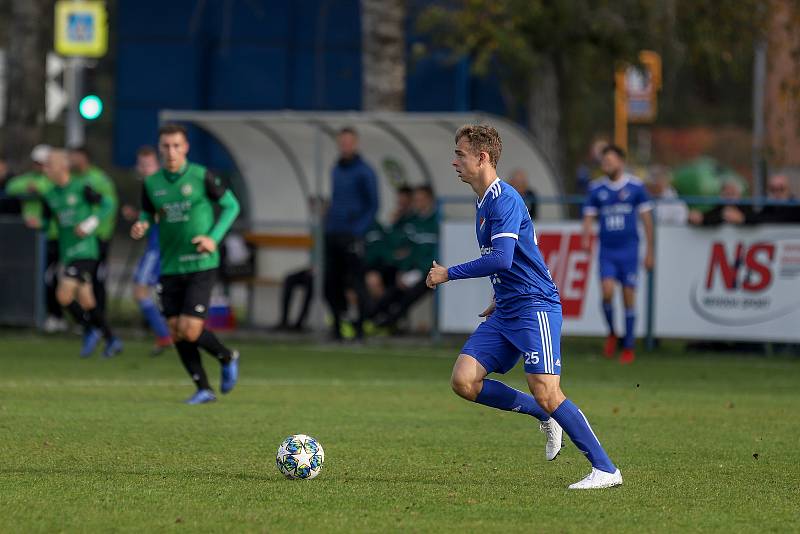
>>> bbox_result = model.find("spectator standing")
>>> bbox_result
[647,165,688,225]
[324,127,379,341]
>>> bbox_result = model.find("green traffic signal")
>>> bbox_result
[79,95,103,120]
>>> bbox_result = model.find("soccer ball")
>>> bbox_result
[276,434,325,480]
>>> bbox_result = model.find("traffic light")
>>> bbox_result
[78,64,103,120]
[78,94,103,120]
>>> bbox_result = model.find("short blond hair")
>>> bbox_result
[455,124,502,168]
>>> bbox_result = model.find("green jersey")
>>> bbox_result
[72,165,118,241]
[5,171,58,240]
[399,210,439,272]
[140,161,240,276]
[365,220,390,267]
[41,179,112,264]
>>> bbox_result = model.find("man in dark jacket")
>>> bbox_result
[688,180,754,226]
[324,127,379,340]
[756,174,800,223]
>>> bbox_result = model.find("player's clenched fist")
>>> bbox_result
[426,260,449,288]
[192,235,217,254]
[131,221,149,240]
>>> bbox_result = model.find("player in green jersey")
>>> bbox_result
[131,124,241,405]
[69,146,118,316]
[38,149,123,358]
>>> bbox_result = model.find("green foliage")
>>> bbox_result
[0,336,798,531]
[417,0,649,103]
[416,0,784,179]
[417,0,769,98]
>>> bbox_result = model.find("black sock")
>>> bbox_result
[196,329,232,363]
[175,341,211,391]
[66,302,91,328]
[87,307,113,340]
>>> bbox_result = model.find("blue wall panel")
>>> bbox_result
[114,0,509,170]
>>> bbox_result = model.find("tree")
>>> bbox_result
[2,0,52,172]
[361,0,406,111]
[417,0,771,183]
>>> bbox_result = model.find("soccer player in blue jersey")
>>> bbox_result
[581,145,653,364]
[131,146,172,355]
[427,125,622,489]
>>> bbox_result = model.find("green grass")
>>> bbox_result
[0,335,798,533]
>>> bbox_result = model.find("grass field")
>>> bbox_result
[1,334,798,532]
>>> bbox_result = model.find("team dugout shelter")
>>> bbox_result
[159,111,563,329]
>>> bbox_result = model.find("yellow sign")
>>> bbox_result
[614,50,662,150]
[54,1,108,58]
[626,51,662,124]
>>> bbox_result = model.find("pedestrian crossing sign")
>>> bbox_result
[55,1,108,58]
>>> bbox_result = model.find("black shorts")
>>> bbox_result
[157,268,216,319]
[62,260,98,284]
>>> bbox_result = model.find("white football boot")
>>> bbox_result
[568,468,623,489]
[539,418,564,461]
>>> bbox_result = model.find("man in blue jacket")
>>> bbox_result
[324,127,379,340]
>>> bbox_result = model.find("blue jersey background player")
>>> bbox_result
[426,124,622,489]
[131,146,172,354]
[581,145,653,364]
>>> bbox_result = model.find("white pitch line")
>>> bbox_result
[0,378,441,388]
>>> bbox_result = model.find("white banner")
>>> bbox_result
[654,225,800,342]
[440,220,800,342]
[439,221,647,336]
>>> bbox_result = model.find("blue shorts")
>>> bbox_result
[133,249,160,287]
[599,247,638,287]
[461,308,562,375]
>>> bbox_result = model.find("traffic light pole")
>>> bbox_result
[64,56,85,148]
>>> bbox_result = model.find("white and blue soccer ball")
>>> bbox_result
[276,434,325,480]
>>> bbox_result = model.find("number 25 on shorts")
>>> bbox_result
[524,351,540,365]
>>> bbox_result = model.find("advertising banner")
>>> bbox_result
[654,225,800,342]
[439,221,647,336]
[440,220,800,342]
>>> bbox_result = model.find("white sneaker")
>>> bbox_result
[568,468,623,489]
[539,418,564,461]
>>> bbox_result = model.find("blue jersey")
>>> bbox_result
[475,179,560,317]
[146,222,160,252]
[582,174,652,249]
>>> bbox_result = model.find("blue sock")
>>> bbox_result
[623,308,635,349]
[139,298,170,339]
[602,301,615,336]
[475,379,549,422]
[551,399,616,473]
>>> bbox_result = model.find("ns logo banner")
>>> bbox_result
[691,238,800,326]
